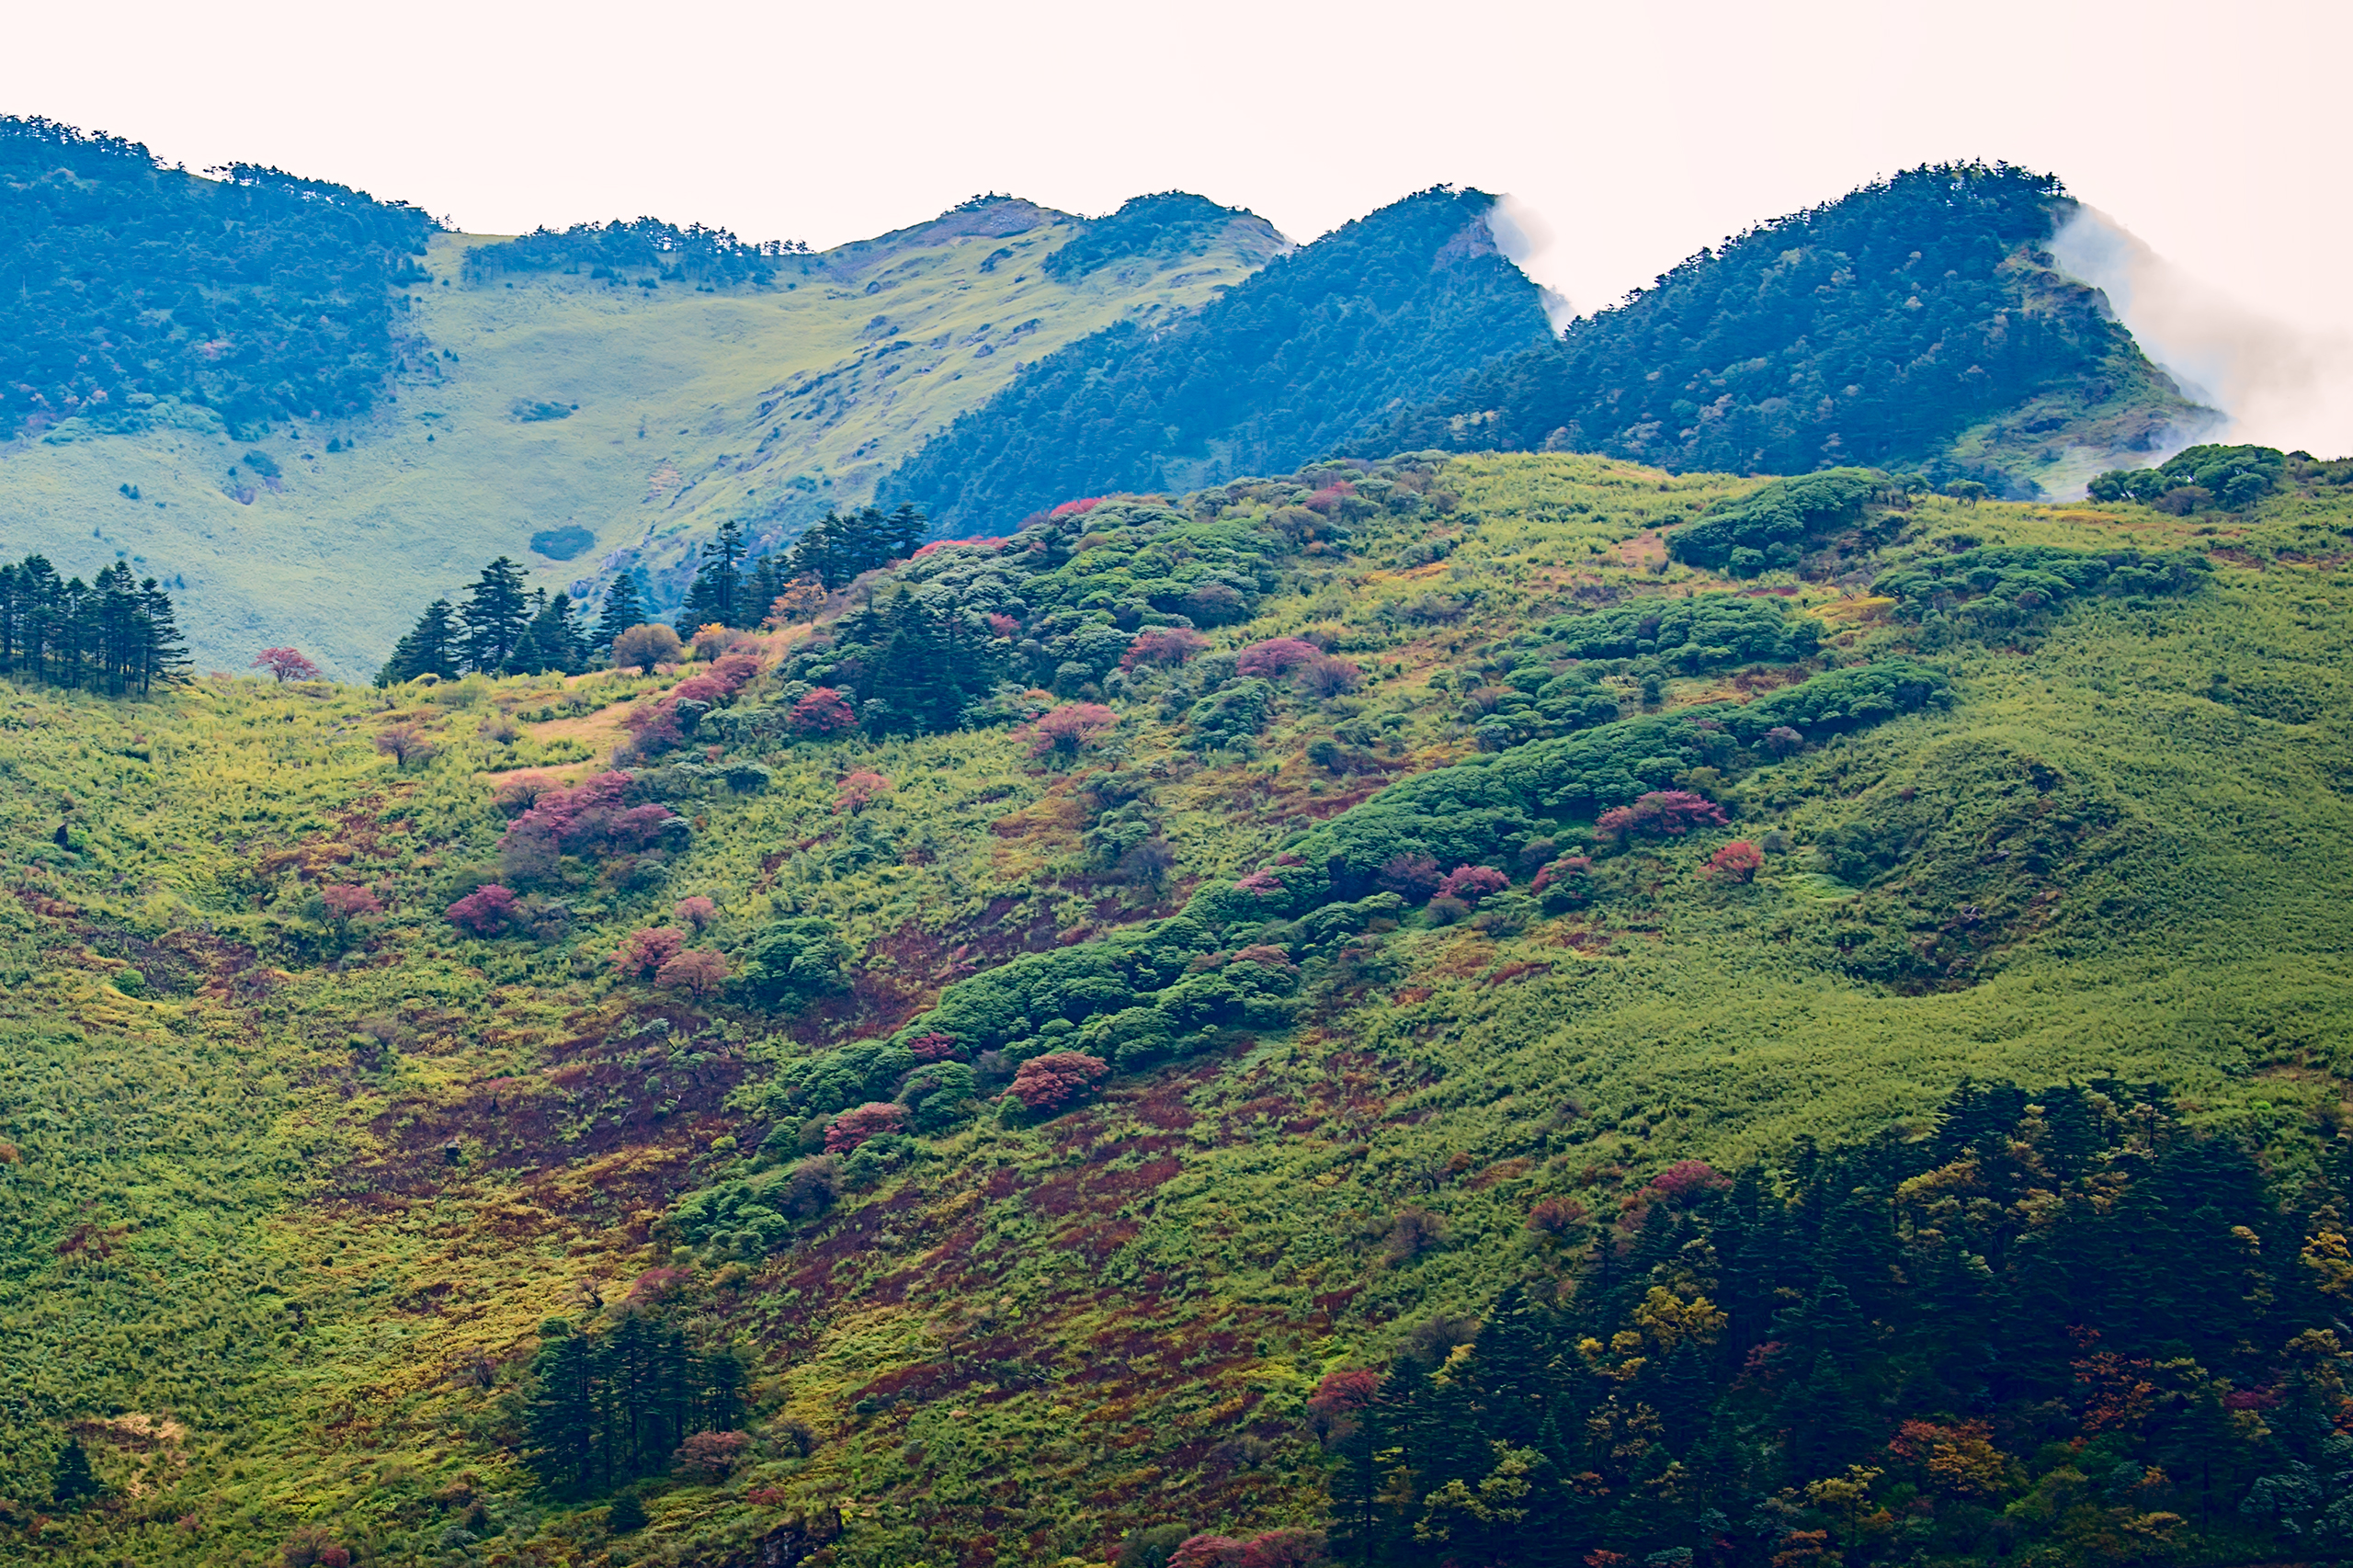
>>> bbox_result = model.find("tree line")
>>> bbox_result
[0,555,189,695]
[378,505,928,686]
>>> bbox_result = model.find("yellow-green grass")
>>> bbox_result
[0,221,1279,681]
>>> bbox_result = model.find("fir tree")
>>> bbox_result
[51,1437,97,1506]
[459,557,531,673]
[678,518,747,630]
[376,599,461,687]
[593,571,649,659]
[524,1328,599,1496]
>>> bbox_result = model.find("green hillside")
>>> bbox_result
[6,446,2353,1566]
[1361,164,2214,500]
[876,187,1557,535]
[0,194,1286,679]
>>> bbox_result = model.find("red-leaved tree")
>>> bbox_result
[788,687,858,737]
[655,948,728,996]
[253,647,320,683]
[1050,496,1104,518]
[1235,637,1321,678]
[673,895,717,932]
[826,1101,907,1152]
[1595,790,1729,844]
[1702,840,1766,883]
[612,926,687,980]
[1120,627,1209,669]
[834,770,892,813]
[906,1032,963,1062]
[1006,1051,1108,1113]
[1438,865,1510,904]
[1020,702,1117,761]
[444,884,519,937]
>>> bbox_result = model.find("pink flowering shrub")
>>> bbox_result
[1019,702,1118,761]
[445,884,519,937]
[320,884,382,921]
[1377,851,1443,902]
[1235,869,1286,899]
[1049,496,1104,518]
[1120,626,1210,669]
[1235,637,1321,678]
[825,1101,907,1152]
[1595,790,1729,844]
[1648,1159,1729,1200]
[1702,841,1765,883]
[906,1032,963,1062]
[673,895,717,932]
[493,773,557,815]
[1437,865,1510,904]
[911,536,1010,559]
[670,1429,750,1480]
[495,771,677,885]
[985,612,1022,638]
[1298,653,1364,699]
[1005,1051,1108,1113]
[612,926,687,980]
[834,770,892,813]
[655,948,728,996]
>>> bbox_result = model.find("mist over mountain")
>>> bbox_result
[1356,164,2211,499]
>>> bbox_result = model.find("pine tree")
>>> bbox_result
[525,1330,599,1495]
[51,1437,97,1506]
[377,599,461,687]
[506,589,551,676]
[593,571,648,659]
[137,577,189,692]
[459,557,531,673]
[679,518,746,630]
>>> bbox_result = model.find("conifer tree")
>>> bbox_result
[376,599,461,687]
[678,518,746,630]
[50,1438,97,1506]
[459,557,531,673]
[593,571,649,659]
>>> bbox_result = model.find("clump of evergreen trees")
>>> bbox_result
[522,1312,745,1496]
[0,555,188,695]
[376,557,592,685]
[1323,1081,2353,1566]
[460,218,809,289]
[0,115,434,436]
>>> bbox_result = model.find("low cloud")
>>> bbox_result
[1488,194,1576,334]
[2052,206,2353,458]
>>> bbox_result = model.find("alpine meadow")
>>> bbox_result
[6,111,2353,1568]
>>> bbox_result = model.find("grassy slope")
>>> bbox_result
[0,219,1280,681]
[3,456,2351,1563]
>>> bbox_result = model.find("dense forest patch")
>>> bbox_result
[0,115,433,437]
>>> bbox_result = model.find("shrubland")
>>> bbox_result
[4,449,2353,1567]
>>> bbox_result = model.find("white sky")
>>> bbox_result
[7,0,2347,452]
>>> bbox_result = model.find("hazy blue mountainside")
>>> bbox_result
[876,187,1557,534]
[1358,164,2211,498]
[0,115,434,437]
